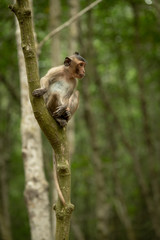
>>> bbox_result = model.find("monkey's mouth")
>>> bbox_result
[79,73,85,79]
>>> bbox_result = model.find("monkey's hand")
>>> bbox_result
[32,88,47,97]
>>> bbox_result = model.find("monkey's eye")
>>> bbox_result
[79,63,84,67]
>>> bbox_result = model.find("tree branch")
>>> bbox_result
[9,1,74,239]
[38,0,103,53]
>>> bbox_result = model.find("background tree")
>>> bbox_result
[1,0,160,239]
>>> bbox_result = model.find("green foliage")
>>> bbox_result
[1,0,160,239]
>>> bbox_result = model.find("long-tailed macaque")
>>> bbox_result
[32,52,86,127]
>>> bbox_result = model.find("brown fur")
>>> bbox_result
[32,53,86,127]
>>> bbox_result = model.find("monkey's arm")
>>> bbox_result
[32,87,48,97]
[32,75,49,97]
[32,74,57,97]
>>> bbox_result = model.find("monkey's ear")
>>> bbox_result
[74,52,79,55]
[64,57,72,66]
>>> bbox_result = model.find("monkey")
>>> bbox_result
[32,52,86,127]
[32,52,86,205]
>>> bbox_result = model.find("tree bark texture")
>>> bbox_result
[10,1,73,239]
[15,15,52,240]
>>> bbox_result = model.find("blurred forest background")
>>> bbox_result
[1,0,160,239]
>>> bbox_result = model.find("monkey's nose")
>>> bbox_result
[79,73,85,78]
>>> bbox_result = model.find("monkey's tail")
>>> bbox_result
[53,153,66,206]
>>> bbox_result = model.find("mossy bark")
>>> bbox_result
[9,1,73,239]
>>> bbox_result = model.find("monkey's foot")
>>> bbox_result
[56,118,67,127]
[62,109,71,120]
[53,105,68,118]
[32,88,47,97]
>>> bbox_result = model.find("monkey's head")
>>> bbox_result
[64,52,86,79]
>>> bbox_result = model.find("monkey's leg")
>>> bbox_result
[53,105,70,127]
[47,94,68,127]
[32,88,47,97]
[47,94,60,114]
[67,90,79,119]
[54,91,79,121]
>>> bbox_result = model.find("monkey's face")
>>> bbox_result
[64,55,86,79]
[75,61,86,79]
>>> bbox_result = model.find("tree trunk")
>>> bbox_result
[10,0,74,239]
[15,13,52,240]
